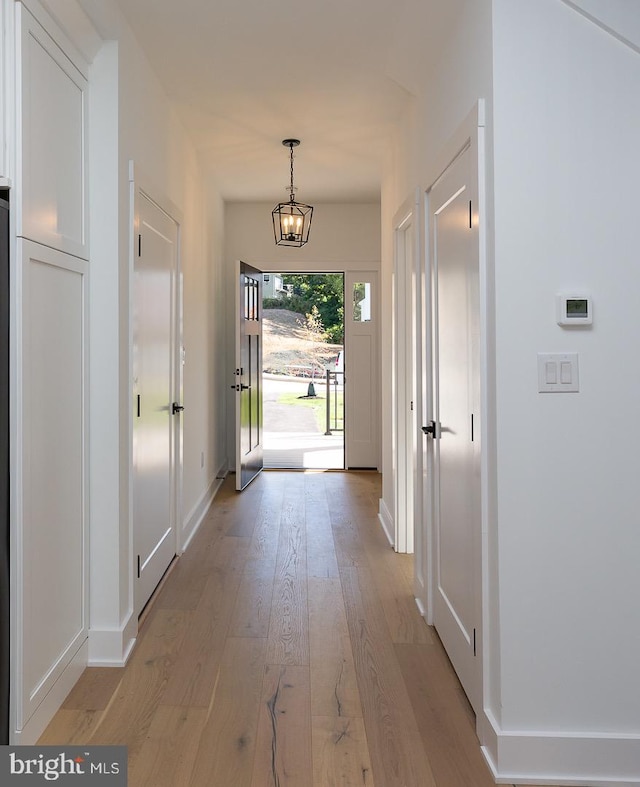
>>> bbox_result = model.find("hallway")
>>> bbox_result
[40,472,513,785]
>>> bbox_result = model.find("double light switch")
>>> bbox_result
[537,353,579,393]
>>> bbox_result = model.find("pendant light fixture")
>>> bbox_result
[272,139,313,247]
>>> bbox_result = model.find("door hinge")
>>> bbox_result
[473,628,477,657]
[138,234,142,257]
[137,555,141,579]
[471,412,474,442]
[410,401,414,411]
[469,200,472,229]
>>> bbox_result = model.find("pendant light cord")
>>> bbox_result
[289,143,295,203]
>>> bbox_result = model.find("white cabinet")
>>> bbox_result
[10,1,90,741]
[16,3,88,259]
[16,239,88,731]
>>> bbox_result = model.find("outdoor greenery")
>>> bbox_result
[263,273,344,343]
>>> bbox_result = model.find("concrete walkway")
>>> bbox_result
[263,375,344,469]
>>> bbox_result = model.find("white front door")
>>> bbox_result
[133,193,179,614]
[428,143,481,711]
[344,271,379,469]
[235,261,264,490]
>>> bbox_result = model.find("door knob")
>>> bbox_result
[172,402,185,414]
[422,420,437,437]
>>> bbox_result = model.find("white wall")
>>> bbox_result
[87,38,122,656]
[488,0,640,779]
[381,0,495,553]
[224,201,381,468]
[225,202,380,267]
[385,0,640,781]
[85,6,226,661]
[381,0,497,717]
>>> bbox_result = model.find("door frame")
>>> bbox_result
[392,191,421,554]
[344,270,379,469]
[259,270,346,472]
[235,258,382,474]
[421,101,491,714]
[128,163,184,613]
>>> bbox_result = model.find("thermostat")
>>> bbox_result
[556,294,592,326]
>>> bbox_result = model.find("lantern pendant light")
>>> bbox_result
[272,139,313,247]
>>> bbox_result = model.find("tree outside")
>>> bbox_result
[263,273,344,344]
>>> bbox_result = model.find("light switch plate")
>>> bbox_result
[538,353,579,393]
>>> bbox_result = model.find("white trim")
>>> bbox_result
[88,611,137,668]
[414,595,427,619]
[391,192,420,555]
[12,237,90,734]
[179,472,225,553]
[423,102,486,190]
[377,498,394,547]
[8,0,21,742]
[481,710,640,786]
[33,0,103,63]
[258,259,379,274]
[128,161,184,225]
[344,269,379,469]
[18,0,89,79]
[128,162,184,615]
[16,3,89,260]
[12,639,88,745]
[422,101,487,715]
[559,0,640,55]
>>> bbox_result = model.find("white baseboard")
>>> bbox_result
[180,471,225,553]
[377,497,394,547]
[481,709,640,786]
[12,639,88,744]
[87,473,226,669]
[88,610,137,667]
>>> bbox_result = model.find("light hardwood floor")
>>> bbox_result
[39,471,551,786]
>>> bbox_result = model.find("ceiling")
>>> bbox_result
[79,0,462,202]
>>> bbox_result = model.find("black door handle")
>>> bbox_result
[172,402,185,414]
[240,384,250,390]
[422,420,437,437]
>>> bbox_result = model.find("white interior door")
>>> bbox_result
[235,261,264,490]
[428,143,481,711]
[133,193,179,614]
[345,271,379,469]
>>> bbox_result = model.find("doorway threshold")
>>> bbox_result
[263,430,344,470]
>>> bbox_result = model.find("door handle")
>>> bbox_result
[422,420,437,437]
[240,384,250,390]
[172,402,185,414]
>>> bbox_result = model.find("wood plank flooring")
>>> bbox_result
[40,471,538,786]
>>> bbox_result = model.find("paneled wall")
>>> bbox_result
[11,1,89,741]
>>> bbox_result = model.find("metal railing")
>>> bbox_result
[325,370,344,434]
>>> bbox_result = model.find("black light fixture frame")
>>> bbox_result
[272,139,313,247]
